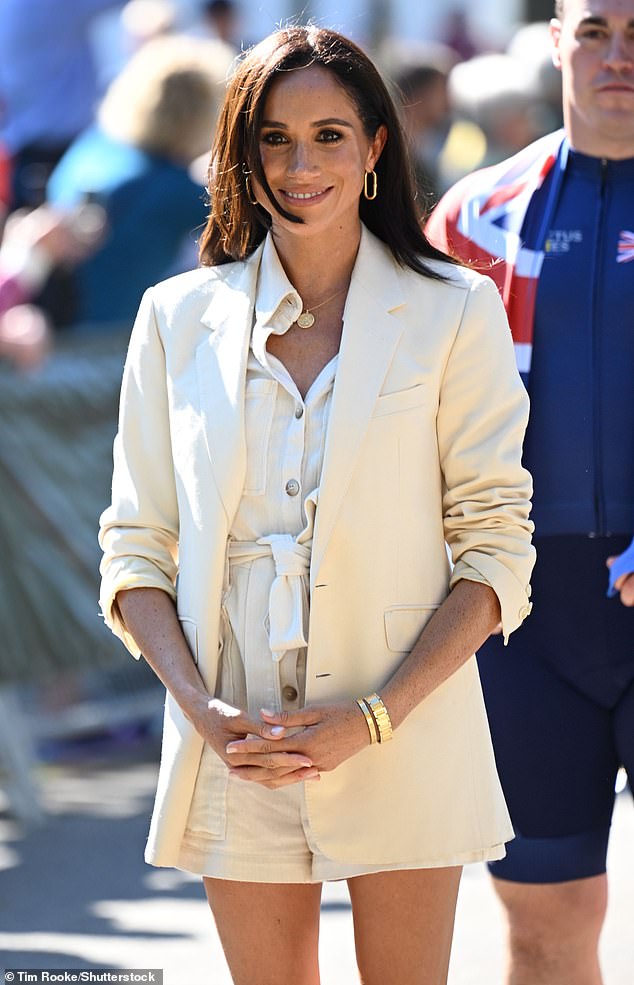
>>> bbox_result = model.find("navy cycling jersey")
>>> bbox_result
[523,150,634,537]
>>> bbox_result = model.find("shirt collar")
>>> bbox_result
[254,234,302,327]
[252,234,303,365]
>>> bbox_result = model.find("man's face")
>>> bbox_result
[551,0,634,157]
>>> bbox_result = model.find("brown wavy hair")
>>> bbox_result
[198,25,455,278]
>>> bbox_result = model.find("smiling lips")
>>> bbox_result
[281,187,332,203]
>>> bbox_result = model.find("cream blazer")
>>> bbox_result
[99,226,535,868]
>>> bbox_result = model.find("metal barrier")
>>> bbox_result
[0,329,162,821]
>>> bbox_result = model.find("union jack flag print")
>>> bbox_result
[617,230,634,264]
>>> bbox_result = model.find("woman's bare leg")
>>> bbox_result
[348,866,462,985]
[203,877,323,985]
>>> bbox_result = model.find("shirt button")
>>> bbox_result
[295,404,304,419]
[282,685,298,702]
[285,479,300,497]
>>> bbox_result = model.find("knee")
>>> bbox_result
[494,875,608,954]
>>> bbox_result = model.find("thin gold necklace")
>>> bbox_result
[297,286,347,329]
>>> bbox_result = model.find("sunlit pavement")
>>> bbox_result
[0,745,632,984]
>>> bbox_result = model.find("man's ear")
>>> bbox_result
[550,18,563,71]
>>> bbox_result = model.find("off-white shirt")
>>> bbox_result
[230,235,337,543]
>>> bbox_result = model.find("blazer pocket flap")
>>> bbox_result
[384,604,440,652]
[372,384,427,418]
[178,616,199,665]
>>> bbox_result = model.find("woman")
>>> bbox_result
[47,35,234,327]
[99,26,534,985]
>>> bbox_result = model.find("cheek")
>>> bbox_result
[259,149,280,179]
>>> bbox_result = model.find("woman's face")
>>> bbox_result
[253,64,386,241]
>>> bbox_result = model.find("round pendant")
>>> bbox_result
[297,311,315,329]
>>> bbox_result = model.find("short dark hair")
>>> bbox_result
[204,0,236,15]
[199,25,453,278]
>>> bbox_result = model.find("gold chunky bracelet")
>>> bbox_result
[356,697,378,744]
[365,692,393,743]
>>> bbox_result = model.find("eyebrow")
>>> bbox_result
[578,15,634,27]
[260,117,355,129]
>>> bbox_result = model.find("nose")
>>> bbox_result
[603,33,634,72]
[286,142,319,178]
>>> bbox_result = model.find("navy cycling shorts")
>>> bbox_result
[477,535,634,884]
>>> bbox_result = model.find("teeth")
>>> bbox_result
[285,190,324,199]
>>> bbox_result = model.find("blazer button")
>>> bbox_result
[285,478,300,497]
[282,685,298,702]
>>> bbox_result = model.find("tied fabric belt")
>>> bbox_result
[226,535,311,659]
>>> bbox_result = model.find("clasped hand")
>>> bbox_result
[197,699,370,790]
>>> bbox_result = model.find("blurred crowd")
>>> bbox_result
[0,0,561,373]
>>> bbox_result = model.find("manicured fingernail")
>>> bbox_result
[270,726,285,736]
[298,759,313,768]
[261,708,276,717]
[305,769,320,780]
[226,745,239,754]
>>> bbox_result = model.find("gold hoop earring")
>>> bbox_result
[363,169,378,201]
[245,174,258,206]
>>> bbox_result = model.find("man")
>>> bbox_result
[427,3,634,983]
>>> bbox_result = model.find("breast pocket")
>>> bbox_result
[244,379,277,495]
[372,383,427,418]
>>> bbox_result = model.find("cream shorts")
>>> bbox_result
[177,747,446,882]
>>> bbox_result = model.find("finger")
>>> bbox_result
[606,556,616,568]
[260,706,321,729]
[229,765,320,785]
[225,749,314,770]
[226,733,314,758]
[262,770,321,789]
[221,709,287,741]
[230,761,316,779]
[226,735,311,756]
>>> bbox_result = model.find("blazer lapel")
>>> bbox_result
[311,229,405,585]
[195,247,263,518]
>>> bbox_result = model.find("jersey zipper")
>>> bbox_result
[590,159,608,536]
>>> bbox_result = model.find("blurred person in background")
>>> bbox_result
[439,8,479,61]
[200,0,242,51]
[437,52,547,191]
[507,20,564,131]
[392,53,453,208]
[119,0,178,53]
[0,203,104,370]
[0,0,126,211]
[46,35,234,330]
[427,2,634,983]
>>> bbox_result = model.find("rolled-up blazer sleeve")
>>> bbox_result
[437,275,535,641]
[99,288,179,658]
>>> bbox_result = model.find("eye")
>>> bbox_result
[579,27,608,40]
[317,129,343,143]
[261,131,288,146]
